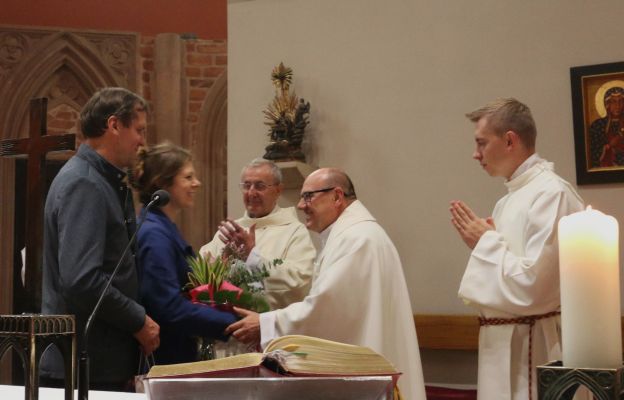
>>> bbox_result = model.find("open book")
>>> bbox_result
[147,335,401,383]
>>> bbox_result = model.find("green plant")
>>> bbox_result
[185,252,230,291]
[184,254,283,314]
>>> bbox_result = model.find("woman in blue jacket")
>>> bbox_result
[132,141,237,364]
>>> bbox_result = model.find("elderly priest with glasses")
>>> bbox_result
[200,158,316,310]
[226,167,426,400]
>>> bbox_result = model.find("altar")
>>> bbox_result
[1,376,394,400]
[144,376,395,400]
[0,385,145,400]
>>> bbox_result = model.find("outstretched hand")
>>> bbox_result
[224,307,260,346]
[449,200,495,249]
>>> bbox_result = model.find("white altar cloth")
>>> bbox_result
[0,385,146,399]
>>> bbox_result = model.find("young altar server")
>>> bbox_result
[450,98,584,400]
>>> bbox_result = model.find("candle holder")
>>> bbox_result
[537,361,624,399]
[0,314,76,400]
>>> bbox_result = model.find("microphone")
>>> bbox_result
[78,190,169,400]
[150,189,170,207]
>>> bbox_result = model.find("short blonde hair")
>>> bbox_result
[466,98,537,149]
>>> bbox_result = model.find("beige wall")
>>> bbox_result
[228,0,624,384]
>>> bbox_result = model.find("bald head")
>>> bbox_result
[297,168,357,232]
[312,168,357,199]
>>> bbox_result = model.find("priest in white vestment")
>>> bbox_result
[200,158,316,310]
[450,98,584,400]
[225,168,426,400]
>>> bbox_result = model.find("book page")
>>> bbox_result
[264,335,398,376]
[147,353,264,378]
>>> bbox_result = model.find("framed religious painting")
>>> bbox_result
[571,61,624,185]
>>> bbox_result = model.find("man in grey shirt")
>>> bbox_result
[41,88,159,390]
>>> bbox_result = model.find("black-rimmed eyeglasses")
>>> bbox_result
[299,187,336,204]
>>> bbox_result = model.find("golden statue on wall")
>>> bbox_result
[262,62,310,162]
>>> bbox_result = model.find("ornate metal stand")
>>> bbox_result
[0,314,76,400]
[537,361,624,399]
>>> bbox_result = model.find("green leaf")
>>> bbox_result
[214,290,238,304]
[196,291,211,302]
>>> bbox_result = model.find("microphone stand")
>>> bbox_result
[78,191,167,400]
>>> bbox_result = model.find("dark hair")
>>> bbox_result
[465,98,537,149]
[130,141,192,205]
[80,87,148,138]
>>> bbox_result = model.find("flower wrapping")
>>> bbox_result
[189,281,243,304]
[185,253,281,314]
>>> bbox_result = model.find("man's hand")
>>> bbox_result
[133,315,160,355]
[449,200,495,249]
[224,307,260,346]
[218,219,256,259]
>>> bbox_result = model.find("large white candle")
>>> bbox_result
[559,206,622,368]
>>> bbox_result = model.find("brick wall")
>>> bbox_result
[47,103,83,148]
[47,104,80,135]
[184,38,227,144]
[46,35,227,147]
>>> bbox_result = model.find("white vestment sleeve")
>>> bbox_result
[271,227,385,343]
[459,189,580,316]
[259,310,278,349]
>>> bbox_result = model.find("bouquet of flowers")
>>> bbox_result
[183,252,282,314]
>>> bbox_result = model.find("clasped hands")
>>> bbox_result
[225,307,261,347]
[449,200,495,249]
[218,218,256,260]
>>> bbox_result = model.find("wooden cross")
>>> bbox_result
[0,98,75,311]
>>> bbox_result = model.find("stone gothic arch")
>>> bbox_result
[0,29,135,137]
[179,71,228,250]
